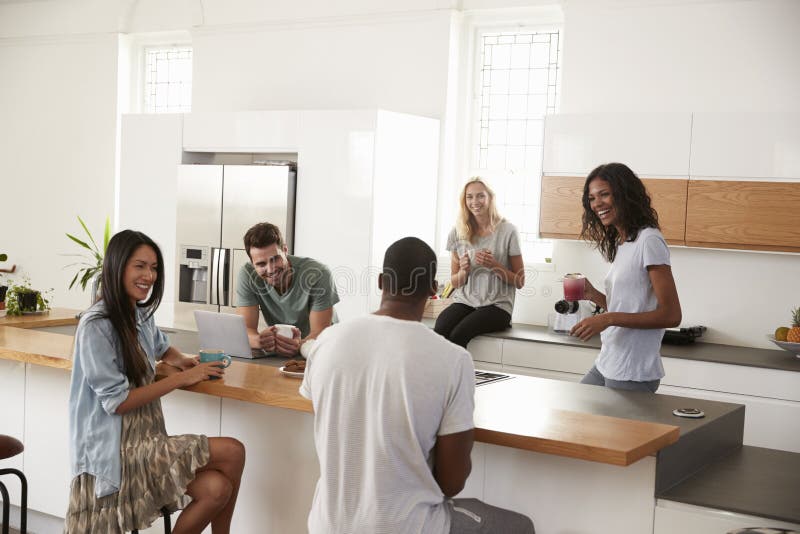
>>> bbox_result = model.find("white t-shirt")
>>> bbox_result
[300,314,475,534]
[596,227,671,381]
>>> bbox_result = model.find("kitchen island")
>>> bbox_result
[1,313,794,533]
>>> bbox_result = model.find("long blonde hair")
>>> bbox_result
[456,177,504,244]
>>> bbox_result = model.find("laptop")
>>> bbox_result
[193,310,266,359]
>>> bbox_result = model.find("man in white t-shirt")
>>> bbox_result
[300,237,535,534]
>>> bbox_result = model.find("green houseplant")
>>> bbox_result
[65,216,110,301]
[4,276,52,316]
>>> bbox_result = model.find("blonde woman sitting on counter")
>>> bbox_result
[435,177,525,348]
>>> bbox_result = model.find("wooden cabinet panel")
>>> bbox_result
[539,175,687,244]
[685,180,800,252]
[539,175,584,239]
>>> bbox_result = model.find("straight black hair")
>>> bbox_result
[98,230,165,387]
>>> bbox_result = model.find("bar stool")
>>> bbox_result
[131,507,172,534]
[0,434,27,534]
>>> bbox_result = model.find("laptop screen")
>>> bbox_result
[193,311,261,359]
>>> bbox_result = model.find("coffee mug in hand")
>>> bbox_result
[199,349,231,379]
[274,324,295,339]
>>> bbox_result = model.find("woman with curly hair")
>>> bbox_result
[434,177,525,348]
[570,163,682,393]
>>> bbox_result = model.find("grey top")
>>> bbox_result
[68,301,169,497]
[446,221,521,315]
[235,255,339,338]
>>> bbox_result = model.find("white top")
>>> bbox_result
[300,315,475,534]
[596,227,671,382]
[446,220,521,315]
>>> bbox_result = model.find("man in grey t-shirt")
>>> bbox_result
[235,222,339,357]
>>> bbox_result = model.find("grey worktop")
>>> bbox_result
[481,323,800,373]
[659,445,800,525]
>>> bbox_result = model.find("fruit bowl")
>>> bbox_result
[767,335,800,358]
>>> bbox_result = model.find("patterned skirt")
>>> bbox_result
[64,392,210,534]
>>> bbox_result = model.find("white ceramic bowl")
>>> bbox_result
[767,335,800,357]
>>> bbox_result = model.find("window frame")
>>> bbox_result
[456,15,564,266]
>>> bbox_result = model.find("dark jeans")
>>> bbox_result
[434,303,511,348]
[580,365,661,393]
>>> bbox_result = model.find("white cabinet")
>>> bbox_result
[655,499,800,534]
[183,111,301,152]
[543,113,692,177]
[0,360,26,504]
[119,113,184,328]
[24,365,72,517]
[120,109,440,325]
[294,109,440,318]
[690,112,800,181]
[467,337,503,364]
[660,357,800,453]
[220,398,318,534]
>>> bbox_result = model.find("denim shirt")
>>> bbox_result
[68,301,169,497]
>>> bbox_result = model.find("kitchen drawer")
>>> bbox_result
[502,364,582,382]
[467,337,503,364]
[661,357,800,402]
[502,339,596,375]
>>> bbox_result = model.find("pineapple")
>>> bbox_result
[788,307,800,343]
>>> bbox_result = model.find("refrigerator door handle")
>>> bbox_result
[210,247,222,306]
[220,248,230,307]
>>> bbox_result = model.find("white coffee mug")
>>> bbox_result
[274,324,294,339]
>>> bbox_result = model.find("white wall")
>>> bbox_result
[508,0,800,349]
[0,32,119,310]
[1,0,798,348]
[190,11,452,118]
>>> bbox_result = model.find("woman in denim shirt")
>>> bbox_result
[65,230,245,534]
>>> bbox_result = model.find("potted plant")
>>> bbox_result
[65,216,110,304]
[4,277,52,316]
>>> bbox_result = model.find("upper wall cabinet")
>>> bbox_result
[543,113,692,177]
[690,113,800,181]
[685,113,800,252]
[183,111,301,152]
[541,112,800,253]
[540,175,687,245]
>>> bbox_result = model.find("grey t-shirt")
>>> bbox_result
[446,221,521,315]
[235,255,339,338]
[596,227,671,381]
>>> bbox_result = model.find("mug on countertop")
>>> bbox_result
[199,349,231,379]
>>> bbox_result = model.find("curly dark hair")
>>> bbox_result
[579,163,659,262]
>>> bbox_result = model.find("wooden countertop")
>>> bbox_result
[0,307,80,328]
[1,319,682,466]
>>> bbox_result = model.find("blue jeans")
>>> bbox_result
[580,365,660,393]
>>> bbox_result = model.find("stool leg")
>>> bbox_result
[0,480,9,534]
[0,469,27,534]
[162,507,172,534]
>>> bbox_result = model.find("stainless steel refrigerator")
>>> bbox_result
[174,163,296,330]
